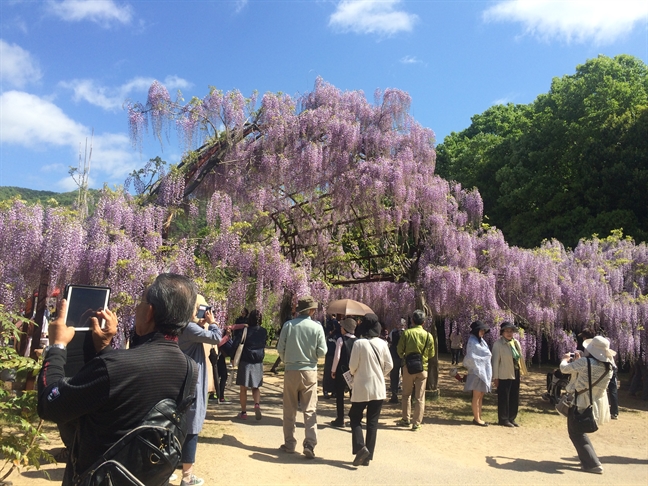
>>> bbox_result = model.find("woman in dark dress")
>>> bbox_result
[234,310,267,420]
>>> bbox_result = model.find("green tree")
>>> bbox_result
[437,54,648,248]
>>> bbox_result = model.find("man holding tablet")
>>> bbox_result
[37,274,199,486]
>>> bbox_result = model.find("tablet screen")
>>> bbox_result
[65,285,111,330]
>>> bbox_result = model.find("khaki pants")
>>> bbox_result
[401,366,427,426]
[283,370,318,451]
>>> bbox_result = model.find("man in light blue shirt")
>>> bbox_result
[277,296,326,458]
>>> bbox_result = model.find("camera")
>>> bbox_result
[196,304,212,319]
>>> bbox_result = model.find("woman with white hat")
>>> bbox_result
[559,336,615,474]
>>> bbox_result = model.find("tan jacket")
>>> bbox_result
[491,336,527,380]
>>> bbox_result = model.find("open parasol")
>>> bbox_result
[327,299,373,316]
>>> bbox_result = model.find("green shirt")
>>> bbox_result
[397,325,436,368]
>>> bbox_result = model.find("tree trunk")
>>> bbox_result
[30,267,50,358]
[415,290,438,391]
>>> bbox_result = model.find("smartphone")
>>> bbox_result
[196,304,212,319]
[64,285,111,331]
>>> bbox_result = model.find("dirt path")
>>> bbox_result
[8,358,648,485]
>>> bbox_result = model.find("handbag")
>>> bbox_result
[572,358,602,435]
[555,391,575,417]
[231,326,248,368]
[405,333,429,374]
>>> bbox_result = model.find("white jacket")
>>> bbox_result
[349,337,393,402]
[560,356,612,424]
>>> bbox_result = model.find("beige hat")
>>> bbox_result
[583,336,616,364]
[296,296,318,313]
[195,294,208,307]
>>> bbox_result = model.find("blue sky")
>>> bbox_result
[1,0,647,192]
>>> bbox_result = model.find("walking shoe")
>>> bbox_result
[581,465,604,474]
[279,444,295,454]
[396,418,410,427]
[254,404,262,420]
[180,475,204,486]
[498,420,515,427]
[389,394,399,404]
[411,424,422,431]
[169,473,178,482]
[510,420,520,427]
[329,419,345,427]
[362,457,370,466]
[353,446,370,466]
[611,414,618,420]
[218,398,227,404]
[303,444,315,459]
[237,411,247,420]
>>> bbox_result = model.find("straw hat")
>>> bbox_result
[583,336,616,364]
[296,296,318,313]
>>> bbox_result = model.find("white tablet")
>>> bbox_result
[64,285,111,331]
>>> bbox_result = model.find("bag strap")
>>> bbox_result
[575,358,608,399]
[368,340,382,368]
[177,355,196,413]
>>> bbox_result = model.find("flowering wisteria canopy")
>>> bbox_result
[1,79,646,363]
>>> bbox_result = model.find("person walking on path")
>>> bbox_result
[177,294,224,486]
[491,321,527,427]
[464,321,492,426]
[449,324,463,365]
[330,317,357,426]
[560,336,614,474]
[348,314,393,467]
[234,309,267,420]
[396,309,435,431]
[387,318,406,403]
[277,296,327,458]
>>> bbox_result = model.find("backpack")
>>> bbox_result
[74,356,196,486]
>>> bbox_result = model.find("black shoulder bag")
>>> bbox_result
[405,332,429,375]
[76,356,196,486]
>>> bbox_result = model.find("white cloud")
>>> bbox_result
[60,75,192,111]
[400,55,422,64]
[484,0,648,44]
[234,0,248,13]
[46,0,133,26]
[329,0,418,36]
[0,40,42,88]
[0,90,140,189]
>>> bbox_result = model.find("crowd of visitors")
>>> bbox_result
[25,276,635,484]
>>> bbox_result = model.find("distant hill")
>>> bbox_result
[0,186,100,208]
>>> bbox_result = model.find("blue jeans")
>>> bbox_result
[181,433,198,463]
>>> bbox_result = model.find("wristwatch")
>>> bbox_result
[43,343,67,357]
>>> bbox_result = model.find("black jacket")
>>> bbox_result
[37,332,197,484]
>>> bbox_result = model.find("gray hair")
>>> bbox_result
[147,273,197,336]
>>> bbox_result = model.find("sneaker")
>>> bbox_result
[389,395,399,404]
[180,475,204,486]
[353,446,371,466]
[279,444,295,454]
[237,411,247,420]
[329,419,345,427]
[362,457,370,466]
[611,414,618,420]
[169,473,178,482]
[254,404,262,420]
[396,418,410,427]
[219,398,227,404]
[411,424,422,431]
[510,420,520,427]
[581,465,604,474]
[303,444,315,459]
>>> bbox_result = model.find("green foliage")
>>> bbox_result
[437,55,648,248]
[0,306,54,482]
[0,186,100,212]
